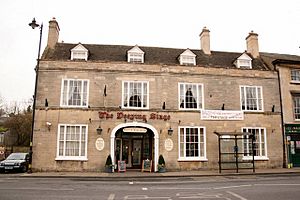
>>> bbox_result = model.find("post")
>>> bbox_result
[28,18,43,173]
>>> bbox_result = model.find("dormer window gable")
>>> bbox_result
[179,49,196,66]
[71,43,89,61]
[234,52,252,69]
[127,45,144,63]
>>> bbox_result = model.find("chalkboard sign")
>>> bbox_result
[118,161,126,172]
[141,159,152,172]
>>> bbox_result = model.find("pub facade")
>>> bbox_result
[32,18,284,172]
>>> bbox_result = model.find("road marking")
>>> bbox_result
[107,193,115,200]
[0,187,74,191]
[176,192,231,199]
[142,187,148,190]
[151,187,211,190]
[129,181,134,185]
[214,185,252,190]
[255,183,300,186]
[226,191,248,200]
[124,195,171,199]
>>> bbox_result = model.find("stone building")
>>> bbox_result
[263,57,300,168]
[32,18,284,172]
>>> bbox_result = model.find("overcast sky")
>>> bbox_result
[0,0,300,104]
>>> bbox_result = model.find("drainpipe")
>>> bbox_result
[273,62,287,168]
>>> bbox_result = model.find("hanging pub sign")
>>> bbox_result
[201,110,244,121]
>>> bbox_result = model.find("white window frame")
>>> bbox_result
[240,85,263,112]
[178,83,204,110]
[235,53,252,69]
[180,55,196,66]
[122,81,149,109]
[71,44,88,61]
[56,124,88,161]
[237,59,252,69]
[292,94,300,120]
[0,133,4,144]
[178,126,207,161]
[291,69,300,83]
[71,51,88,61]
[242,127,268,160]
[128,53,144,63]
[60,79,89,108]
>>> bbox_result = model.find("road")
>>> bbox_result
[0,174,300,199]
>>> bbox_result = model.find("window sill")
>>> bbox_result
[243,156,269,161]
[60,105,89,109]
[290,80,300,84]
[177,158,208,162]
[122,107,149,110]
[55,157,88,161]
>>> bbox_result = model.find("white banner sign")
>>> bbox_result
[201,110,244,121]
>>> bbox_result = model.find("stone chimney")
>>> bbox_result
[246,31,259,58]
[47,17,60,49]
[199,27,211,55]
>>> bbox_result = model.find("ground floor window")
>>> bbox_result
[56,124,88,160]
[242,127,267,159]
[178,126,206,161]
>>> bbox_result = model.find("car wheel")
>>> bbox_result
[21,166,28,173]
[0,169,4,173]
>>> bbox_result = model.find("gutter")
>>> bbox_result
[272,60,287,168]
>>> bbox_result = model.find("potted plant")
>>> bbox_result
[105,155,113,173]
[158,154,166,173]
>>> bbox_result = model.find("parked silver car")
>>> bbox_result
[0,153,29,173]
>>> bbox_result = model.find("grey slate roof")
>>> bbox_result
[261,52,300,70]
[42,42,286,70]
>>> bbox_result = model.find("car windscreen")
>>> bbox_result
[6,153,26,160]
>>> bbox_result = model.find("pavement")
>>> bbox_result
[9,167,300,179]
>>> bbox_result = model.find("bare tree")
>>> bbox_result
[2,102,32,147]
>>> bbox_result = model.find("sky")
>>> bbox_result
[0,0,300,105]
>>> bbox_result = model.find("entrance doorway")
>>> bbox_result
[115,128,154,170]
[289,134,300,167]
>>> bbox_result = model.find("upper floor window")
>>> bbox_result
[235,53,252,69]
[240,85,263,111]
[127,45,144,63]
[179,49,196,66]
[292,93,300,120]
[179,83,203,110]
[56,124,88,161]
[0,133,4,144]
[178,126,206,161]
[71,44,88,61]
[122,81,149,109]
[291,69,300,82]
[242,127,267,160]
[61,79,89,107]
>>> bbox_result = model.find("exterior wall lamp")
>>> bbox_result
[168,127,173,136]
[96,127,103,135]
[46,122,52,131]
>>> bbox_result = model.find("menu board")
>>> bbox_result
[118,161,126,172]
[142,159,152,172]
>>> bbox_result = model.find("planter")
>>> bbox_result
[105,166,113,173]
[158,167,166,173]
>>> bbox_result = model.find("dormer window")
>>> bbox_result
[179,49,196,66]
[71,43,88,61]
[235,53,252,69]
[127,45,144,63]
